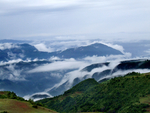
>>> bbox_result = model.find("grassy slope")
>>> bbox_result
[39,72,150,113]
[0,91,57,113]
[38,78,99,112]
[0,99,57,113]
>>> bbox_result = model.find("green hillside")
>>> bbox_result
[0,91,57,113]
[38,72,150,113]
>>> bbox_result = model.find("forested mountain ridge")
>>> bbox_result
[38,72,150,113]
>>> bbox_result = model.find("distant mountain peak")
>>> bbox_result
[54,42,123,59]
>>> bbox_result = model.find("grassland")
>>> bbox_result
[0,91,57,113]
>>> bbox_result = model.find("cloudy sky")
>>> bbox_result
[0,0,150,42]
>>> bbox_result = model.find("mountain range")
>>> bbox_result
[0,41,150,101]
[0,43,123,61]
[46,59,150,97]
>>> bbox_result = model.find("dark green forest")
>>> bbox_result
[38,72,150,113]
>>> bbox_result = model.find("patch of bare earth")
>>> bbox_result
[0,91,5,95]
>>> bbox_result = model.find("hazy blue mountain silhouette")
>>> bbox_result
[0,43,123,61]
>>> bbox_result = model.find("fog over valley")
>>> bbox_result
[0,0,150,101]
[0,39,150,100]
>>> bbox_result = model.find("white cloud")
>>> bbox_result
[0,0,81,15]
[27,50,132,74]
[0,43,19,50]
[45,52,143,94]
[98,69,150,82]
[44,39,91,51]
[45,59,121,92]
[34,43,54,52]
[102,43,125,53]
[31,40,127,55]
[83,53,131,64]
[85,41,125,53]
[0,0,150,97]
[50,58,150,94]
[0,0,150,41]
[49,56,60,61]
[0,64,26,81]
[66,65,110,85]
[0,58,49,66]
[28,58,89,73]
[23,92,53,101]
[0,59,23,66]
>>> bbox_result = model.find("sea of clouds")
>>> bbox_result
[0,40,150,101]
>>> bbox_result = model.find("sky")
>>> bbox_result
[0,0,150,42]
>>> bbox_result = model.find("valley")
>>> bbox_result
[1,0,150,112]
[0,40,150,112]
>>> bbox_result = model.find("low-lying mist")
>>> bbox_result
[1,40,150,101]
